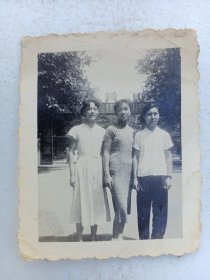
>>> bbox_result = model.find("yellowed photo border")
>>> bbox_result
[19,29,200,260]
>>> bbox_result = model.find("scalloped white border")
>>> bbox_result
[18,29,200,260]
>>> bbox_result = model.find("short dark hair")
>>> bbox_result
[80,98,101,115]
[141,102,159,123]
[114,99,132,114]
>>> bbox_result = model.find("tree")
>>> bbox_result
[38,51,95,136]
[136,48,181,133]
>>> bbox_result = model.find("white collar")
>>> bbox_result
[145,126,160,133]
[83,123,96,129]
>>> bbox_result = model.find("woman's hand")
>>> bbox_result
[164,176,172,190]
[70,175,75,188]
[133,177,139,191]
[104,175,113,190]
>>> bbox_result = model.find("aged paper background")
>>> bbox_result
[19,30,200,260]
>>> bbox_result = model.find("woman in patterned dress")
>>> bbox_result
[67,99,109,241]
[103,99,134,240]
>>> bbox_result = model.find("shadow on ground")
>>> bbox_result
[39,234,136,242]
[38,166,66,174]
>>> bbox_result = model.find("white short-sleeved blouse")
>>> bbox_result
[133,126,173,177]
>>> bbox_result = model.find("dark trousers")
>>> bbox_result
[137,176,168,240]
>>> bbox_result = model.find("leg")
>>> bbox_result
[111,182,126,240]
[112,192,120,239]
[90,224,98,241]
[113,221,120,239]
[115,207,126,240]
[118,222,125,235]
[112,207,125,240]
[76,223,83,242]
[118,222,125,240]
[113,221,125,240]
[151,177,168,239]
[137,177,152,240]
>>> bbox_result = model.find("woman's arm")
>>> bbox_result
[68,136,77,188]
[102,136,113,189]
[164,148,173,190]
[132,148,140,190]
[66,147,70,164]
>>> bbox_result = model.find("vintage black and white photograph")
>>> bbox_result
[19,30,199,259]
[37,48,182,242]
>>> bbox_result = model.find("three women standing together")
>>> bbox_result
[67,99,173,241]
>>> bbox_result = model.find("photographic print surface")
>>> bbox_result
[19,30,199,259]
[38,49,182,242]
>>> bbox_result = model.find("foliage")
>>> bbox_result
[38,52,95,136]
[136,48,181,133]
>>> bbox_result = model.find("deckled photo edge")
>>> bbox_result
[18,29,200,260]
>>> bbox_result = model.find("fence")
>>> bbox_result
[38,136,70,165]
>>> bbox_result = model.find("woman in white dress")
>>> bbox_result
[67,99,109,241]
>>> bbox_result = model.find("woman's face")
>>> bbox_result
[144,107,160,129]
[116,102,131,122]
[83,102,99,122]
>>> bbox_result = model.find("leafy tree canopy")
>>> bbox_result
[136,48,181,133]
[38,52,95,136]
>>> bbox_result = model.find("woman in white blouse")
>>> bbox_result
[133,103,173,240]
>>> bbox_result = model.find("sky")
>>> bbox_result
[84,50,147,102]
